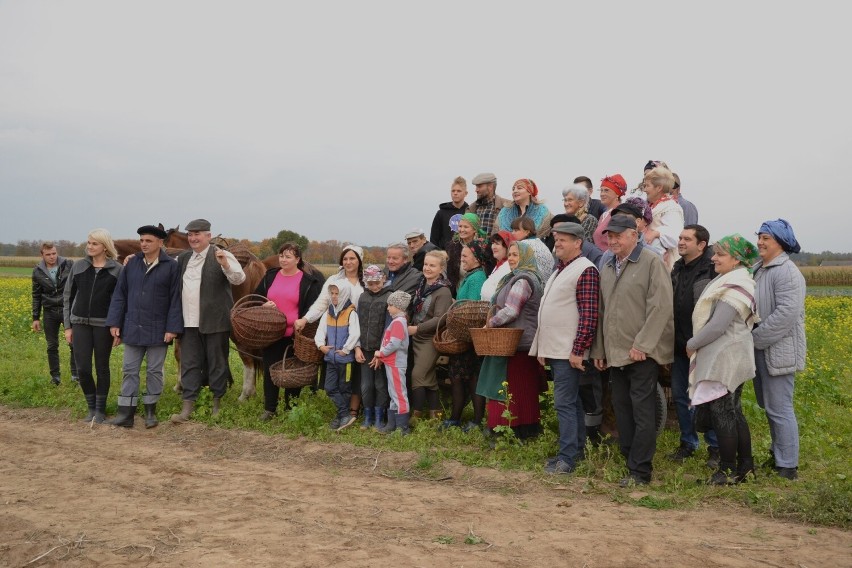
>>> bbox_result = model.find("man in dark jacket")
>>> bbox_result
[384,243,421,301]
[669,224,719,466]
[406,229,438,271]
[31,242,77,385]
[105,225,184,428]
[430,176,468,250]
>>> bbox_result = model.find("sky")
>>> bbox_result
[1,1,850,252]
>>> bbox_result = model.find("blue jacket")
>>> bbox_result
[106,248,183,346]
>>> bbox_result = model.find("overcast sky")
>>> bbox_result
[1,1,849,252]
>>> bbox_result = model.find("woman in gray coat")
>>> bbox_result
[751,219,806,480]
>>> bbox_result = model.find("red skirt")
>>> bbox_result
[486,353,543,429]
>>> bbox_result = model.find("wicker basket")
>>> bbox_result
[227,242,258,267]
[469,306,525,356]
[294,320,323,363]
[270,346,319,389]
[432,312,471,355]
[230,294,287,350]
[446,300,491,343]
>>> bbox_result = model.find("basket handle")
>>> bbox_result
[281,343,292,370]
[484,303,499,328]
[233,294,272,310]
[434,310,449,340]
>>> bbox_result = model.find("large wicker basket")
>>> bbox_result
[294,320,323,363]
[469,306,524,356]
[270,346,319,389]
[433,312,471,355]
[230,294,287,350]
[446,300,491,343]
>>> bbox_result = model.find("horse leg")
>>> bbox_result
[173,338,184,393]
[237,350,261,401]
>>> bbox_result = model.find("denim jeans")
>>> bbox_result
[549,359,585,466]
[754,349,799,468]
[325,362,353,419]
[671,352,717,450]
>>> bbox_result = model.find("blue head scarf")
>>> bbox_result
[757,219,801,254]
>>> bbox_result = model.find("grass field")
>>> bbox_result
[0,276,849,527]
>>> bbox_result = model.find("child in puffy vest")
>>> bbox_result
[315,281,360,431]
[372,290,411,435]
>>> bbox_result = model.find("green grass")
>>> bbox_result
[1,278,850,528]
[0,267,33,278]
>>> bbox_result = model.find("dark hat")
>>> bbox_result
[185,218,211,232]
[551,222,584,239]
[137,225,168,239]
[472,172,497,185]
[603,215,637,234]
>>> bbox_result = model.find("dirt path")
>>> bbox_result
[0,407,848,567]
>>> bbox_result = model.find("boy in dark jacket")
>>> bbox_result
[355,265,392,429]
[31,242,76,385]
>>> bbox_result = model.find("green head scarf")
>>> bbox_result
[715,233,759,269]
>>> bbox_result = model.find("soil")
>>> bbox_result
[1,406,849,568]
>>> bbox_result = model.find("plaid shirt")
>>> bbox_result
[556,256,600,356]
[476,197,498,235]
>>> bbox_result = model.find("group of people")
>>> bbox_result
[31,160,807,486]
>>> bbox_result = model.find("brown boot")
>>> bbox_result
[429,409,443,420]
[410,409,423,426]
[170,400,195,424]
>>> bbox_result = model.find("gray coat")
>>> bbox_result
[751,252,806,376]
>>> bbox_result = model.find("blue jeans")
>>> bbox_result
[671,352,717,450]
[549,359,585,466]
[754,349,799,468]
[325,362,353,419]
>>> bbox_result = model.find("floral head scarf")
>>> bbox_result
[465,238,492,268]
[715,234,759,269]
[495,241,543,297]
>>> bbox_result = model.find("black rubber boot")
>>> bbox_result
[378,409,397,434]
[144,403,159,429]
[108,405,135,428]
[81,394,97,422]
[94,395,107,424]
[396,412,411,436]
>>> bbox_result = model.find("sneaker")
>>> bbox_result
[545,456,559,467]
[461,421,482,433]
[544,459,575,475]
[618,475,649,488]
[706,446,721,470]
[329,417,342,430]
[439,419,460,431]
[667,444,696,462]
[50,376,61,386]
[774,466,798,480]
[337,415,357,431]
[706,469,737,485]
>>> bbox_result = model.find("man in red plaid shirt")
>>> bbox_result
[529,222,600,474]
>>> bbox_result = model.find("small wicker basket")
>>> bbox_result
[446,300,491,343]
[294,320,323,363]
[270,345,319,389]
[230,294,287,350]
[469,306,523,356]
[432,312,471,355]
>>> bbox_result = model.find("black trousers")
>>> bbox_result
[73,324,112,397]
[43,307,76,378]
[610,358,659,481]
[696,385,752,471]
[180,328,232,401]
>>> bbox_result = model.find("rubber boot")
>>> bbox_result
[737,456,755,483]
[94,395,107,424]
[170,400,195,424]
[212,398,221,417]
[81,394,96,422]
[410,409,423,427]
[378,409,397,434]
[108,405,135,428]
[586,425,602,447]
[396,412,411,436]
[373,407,386,430]
[144,403,159,429]
[360,407,374,430]
[708,462,737,485]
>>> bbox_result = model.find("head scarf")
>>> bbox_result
[454,212,486,241]
[624,197,653,225]
[715,234,759,269]
[465,238,492,268]
[513,178,539,198]
[494,241,543,298]
[757,219,801,254]
[600,174,627,197]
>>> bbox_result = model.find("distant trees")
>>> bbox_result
[261,229,310,258]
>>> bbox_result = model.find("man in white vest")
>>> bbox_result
[530,222,600,474]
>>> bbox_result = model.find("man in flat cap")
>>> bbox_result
[105,225,183,427]
[467,172,512,235]
[405,228,438,272]
[530,222,600,474]
[171,219,246,423]
[591,215,674,487]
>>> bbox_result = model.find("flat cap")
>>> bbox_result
[550,222,584,239]
[471,172,497,185]
[603,215,637,234]
[404,228,426,240]
[185,218,211,232]
[137,225,168,239]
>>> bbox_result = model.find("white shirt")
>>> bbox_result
[182,246,246,327]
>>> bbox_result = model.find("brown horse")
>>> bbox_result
[113,224,190,262]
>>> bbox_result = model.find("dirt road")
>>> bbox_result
[1,406,848,567]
